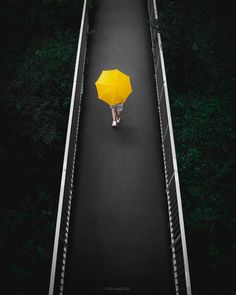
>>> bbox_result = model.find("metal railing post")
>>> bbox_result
[147,0,192,294]
[48,1,89,294]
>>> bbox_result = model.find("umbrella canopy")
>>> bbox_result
[95,69,132,106]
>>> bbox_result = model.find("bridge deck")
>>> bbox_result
[64,0,174,294]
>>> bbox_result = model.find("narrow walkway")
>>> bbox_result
[64,0,174,294]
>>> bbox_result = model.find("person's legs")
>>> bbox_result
[116,104,123,123]
[111,109,117,122]
[110,107,117,126]
[116,110,122,121]
[110,104,123,126]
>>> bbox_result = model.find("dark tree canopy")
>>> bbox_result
[0,0,235,294]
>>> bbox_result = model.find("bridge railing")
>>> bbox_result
[147,1,192,294]
[48,1,90,294]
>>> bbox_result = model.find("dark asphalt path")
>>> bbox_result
[64,0,174,294]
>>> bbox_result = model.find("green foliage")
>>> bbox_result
[0,2,81,294]
[1,0,84,42]
[0,0,235,294]
[159,0,236,293]
[172,93,235,233]
[1,31,77,156]
[158,0,235,95]
[0,188,56,294]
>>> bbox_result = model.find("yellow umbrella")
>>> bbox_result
[95,69,132,106]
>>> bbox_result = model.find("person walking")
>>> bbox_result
[95,69,132,127]
[110,103,123,127]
